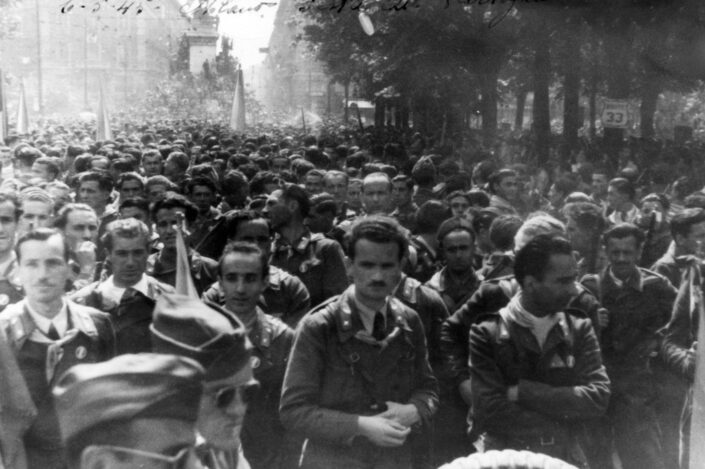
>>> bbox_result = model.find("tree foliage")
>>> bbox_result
[299,0,705,155]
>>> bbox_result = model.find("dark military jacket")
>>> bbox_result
[581,267,676,387]
[270,230,348,308]
[146,249,219,296]
[280,287,438,450]
[240,307,295,469]
[469,308,610,452]
[202,266,311,330]
[70,275,174,355]
[441,275,602,391]
[0,300,115,469]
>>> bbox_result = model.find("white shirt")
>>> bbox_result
[96,274,151,306]
[26,299,68,341]
[353,288,389,335]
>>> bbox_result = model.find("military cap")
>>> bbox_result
[151,293,254,382]
[439,449,578,469]
[53,353,205,443]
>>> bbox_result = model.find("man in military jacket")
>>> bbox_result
[216,241,295,469]
[0,228,115,469]
[469,235,610,466]
[280,216,438,469]
[71,218,173,354]
[581,223,676,469]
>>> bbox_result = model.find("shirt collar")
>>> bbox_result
[98,274,150,305]
[25,299,68,337]
[607,265,643,291]
[352,288,389,335]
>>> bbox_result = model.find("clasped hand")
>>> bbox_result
[357,401,419,447]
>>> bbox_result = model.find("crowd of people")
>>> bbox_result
[0,119,702,469]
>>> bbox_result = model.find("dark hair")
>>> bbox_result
[150,193,199,224]
[119,197,150,216]
[608,177,635,201]
[489,215,523,252]
[145,175,178,192]
[101,218,151,252]
[602,222,645,247]
[0,192,20,221]
[392,174,413,190]
[166,152,190,172]
[324,170,348,185]
[514,234,573,286]
[142,148,162,161]
[53,203,96,230]
[282,184,311,218]
[671,208,705,240]
[467,189,490,208]
[349,216,408,262]
[640,192,670,211]
[472,207,500,233]
[186,176,217,196]
[562,202,606,233]
[77,171,114,193]
[416,200,451,235]
[33,156,61,180]
[447,190,471,205]
[488,169,517,195]
[116,172,145,191]
[218,241,269,279]
[437,217,476,248]
[310,192,338,216]
[224,210,270,240]
[16,228,69,262]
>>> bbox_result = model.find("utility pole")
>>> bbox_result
[84,13,88,109]
[35,0,43,116]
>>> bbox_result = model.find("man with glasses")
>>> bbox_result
[151,293,258,469]
[53,353,205,469]
[215,241,295,468]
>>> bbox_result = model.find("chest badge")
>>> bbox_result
[251,356,261,369]
[75,346,87,360]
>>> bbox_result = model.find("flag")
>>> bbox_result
[175,215,198,298]
[229,68,245,132]
[96,78,112,141]
[301,107,306,133]
[0,70,7,144]
[16,81,28,135]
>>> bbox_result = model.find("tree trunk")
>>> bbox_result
[480,65,499,147]
[515,89,527,131]
[603,17,632,160]
[533,24,551,167]
[640,74,660,140]
[589,73,597,139]
[563,25,581,154]
[343,80,349,123]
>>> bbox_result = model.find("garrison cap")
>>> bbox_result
[53,353,205,443]
[150,293,254,382]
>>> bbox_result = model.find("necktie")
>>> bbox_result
[372,311,386,341]
[47,323,60,341]
[121,287,139,303]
